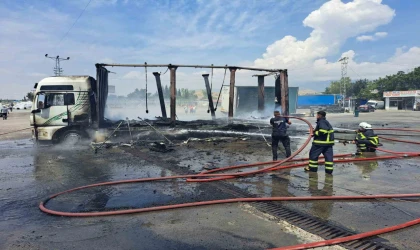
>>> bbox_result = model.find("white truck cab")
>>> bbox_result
[31,76,97,144]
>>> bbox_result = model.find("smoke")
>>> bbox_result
[104,100,225,121]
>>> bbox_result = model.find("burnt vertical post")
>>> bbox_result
[202,74,216,119]
[257,75,265,112]
[95,65,101,129]
[274,74,281,112]
[169,65,177,122]
[228,67,237,119]
[280,70,289,115]
[153,72,167,118]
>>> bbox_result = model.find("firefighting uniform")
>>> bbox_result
[270,116,291,160]
[308,117,335,174]
[355,129,379,152]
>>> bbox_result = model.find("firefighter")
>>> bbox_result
[305,111,334,174]
[270,110,292,161]
[354,122,379,152]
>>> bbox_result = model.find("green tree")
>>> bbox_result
[324,77,351,97]
[26,92,34,101]
[127,88,147,99]
[184,89,190,99]
[164,85,169,98]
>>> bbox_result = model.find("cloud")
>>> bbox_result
[122,71,142,80]
[0,0,418,100]
[375,31,388,38]
[356,31,388,41]
[252,0,420,89]
[255,0,395,69]
[356,35,376,42]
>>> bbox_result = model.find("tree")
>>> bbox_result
[349,79,370,98]
[26,92,34,101]
[164,85,170,98]
[322,66,420,100]
[324,78,351,95]
[184,89,190,99]
[324,81,341,95]
[127,88,147,99]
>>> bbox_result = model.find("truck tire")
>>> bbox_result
[61,130,82,146]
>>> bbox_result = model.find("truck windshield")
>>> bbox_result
[45,93,75,107]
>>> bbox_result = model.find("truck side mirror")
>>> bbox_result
[31,109,41,114]
[64,93,75,105]
[36,93,46,109]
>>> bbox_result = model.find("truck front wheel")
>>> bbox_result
[61,130,83,146]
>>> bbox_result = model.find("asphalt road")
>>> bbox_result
[1,110,420,249]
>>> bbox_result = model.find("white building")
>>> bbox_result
[383,90,420,110]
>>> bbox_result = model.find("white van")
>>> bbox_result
[366,100,384,110]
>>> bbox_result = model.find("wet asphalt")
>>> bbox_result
[0,139,309,250]
[1,110,420,250]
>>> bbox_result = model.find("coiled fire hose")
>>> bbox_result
[39,117,420,250]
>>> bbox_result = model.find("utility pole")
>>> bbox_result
[339,57,348,107]
[45,54,70,76]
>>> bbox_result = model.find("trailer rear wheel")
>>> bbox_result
[61,130,82,146]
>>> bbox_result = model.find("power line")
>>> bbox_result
[58,0,92,44]
[348,65,365,80]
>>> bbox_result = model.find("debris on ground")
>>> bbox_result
[203,162,218,170]
[183,137,250,144]
[149,142,174,153]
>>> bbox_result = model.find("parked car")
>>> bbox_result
[359,104,375,112]
[15,102,32,110]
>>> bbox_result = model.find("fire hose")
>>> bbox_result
[39,117,420,249]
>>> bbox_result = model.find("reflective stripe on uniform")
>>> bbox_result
[319,129,334,134]
[309,164,318,168]
[314,128,334,144]
[325,161,333,170]
[309,160,318,164]
[313,140,334,144]
[370,136,379,145]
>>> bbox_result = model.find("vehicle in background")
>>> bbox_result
[0,103,3,117]
[366,100,384,109]
[15,102,32,110]
[30,76,97,144]
[359,104,375,112]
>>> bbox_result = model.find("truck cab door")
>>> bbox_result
[31,92,75,127]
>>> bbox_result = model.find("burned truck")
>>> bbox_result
[30,66,109,144]
[30,63,290,144]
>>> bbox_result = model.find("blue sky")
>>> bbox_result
[1,0,419,99]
